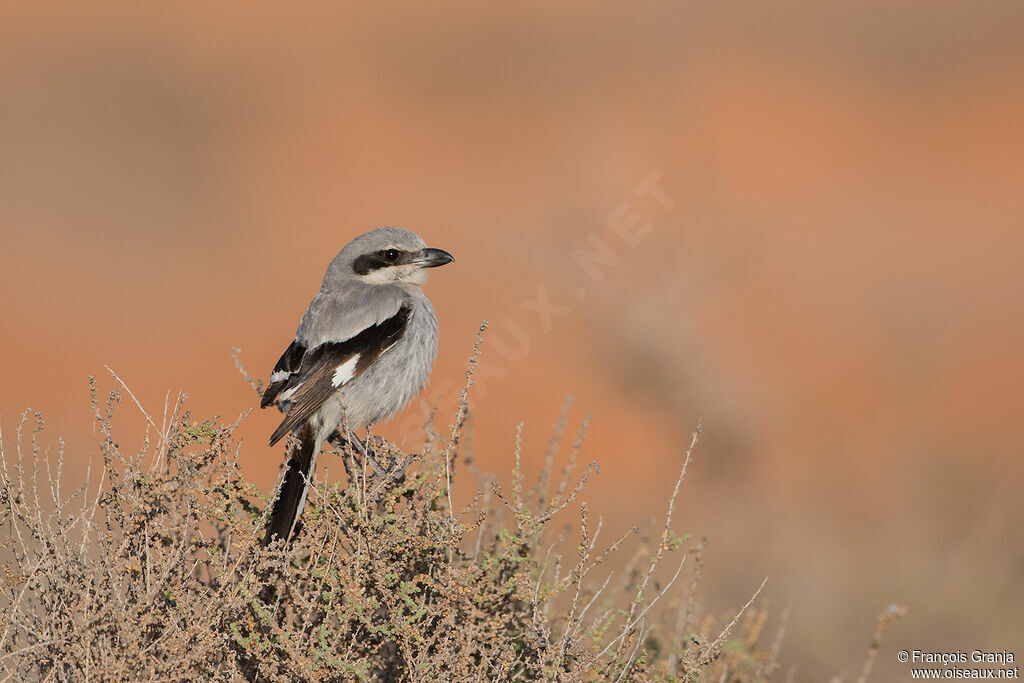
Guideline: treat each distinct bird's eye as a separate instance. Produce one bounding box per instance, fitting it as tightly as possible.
[384,249,399,261]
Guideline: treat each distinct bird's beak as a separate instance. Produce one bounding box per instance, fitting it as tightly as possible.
[414,247,454,268]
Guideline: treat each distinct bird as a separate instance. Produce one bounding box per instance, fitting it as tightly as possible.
[259,227,453,545]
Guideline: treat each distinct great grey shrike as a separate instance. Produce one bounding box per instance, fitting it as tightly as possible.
[259,227,453,544]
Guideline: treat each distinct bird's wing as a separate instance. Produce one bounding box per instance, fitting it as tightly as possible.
[298,284,406,348]
[262,286,405,408]
[264,303,411,446]
[261,339,307,409]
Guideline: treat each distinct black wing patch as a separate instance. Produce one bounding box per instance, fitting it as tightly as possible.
[260,339,307,409]
[265,304,411,446]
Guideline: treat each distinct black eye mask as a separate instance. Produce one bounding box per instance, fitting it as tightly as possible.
[352,249,416,275]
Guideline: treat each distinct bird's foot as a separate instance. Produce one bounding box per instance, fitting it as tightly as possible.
[348,432,389,478]
[328,431,421,502]
[328,430,388,478]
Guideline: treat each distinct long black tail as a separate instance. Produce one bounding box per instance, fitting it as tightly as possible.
[263,421,316,545]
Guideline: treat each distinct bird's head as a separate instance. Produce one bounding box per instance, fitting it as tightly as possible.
[331,227,454,287]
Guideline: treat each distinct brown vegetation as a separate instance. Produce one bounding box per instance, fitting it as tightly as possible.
[0,345,785,681]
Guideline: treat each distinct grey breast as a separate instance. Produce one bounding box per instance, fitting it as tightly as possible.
[332,293,438,429]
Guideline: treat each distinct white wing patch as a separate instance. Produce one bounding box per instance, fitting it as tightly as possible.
[332,356,360,387]
[269,369,292,383]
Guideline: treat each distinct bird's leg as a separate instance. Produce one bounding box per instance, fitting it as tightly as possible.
[327,430,358,481]
[326,430,346,451]
[344,429,389,478]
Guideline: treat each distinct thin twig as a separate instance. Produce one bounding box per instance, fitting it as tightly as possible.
[855,605,908,683]
[442,321,488,519]
[104,366,157,430]
[615,420,701,659]
[699,576,769,665]
[597,553,687,661]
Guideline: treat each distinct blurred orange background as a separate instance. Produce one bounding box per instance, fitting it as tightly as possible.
[1,2,1021,678]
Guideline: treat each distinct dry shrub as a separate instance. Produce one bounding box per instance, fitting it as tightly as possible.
[0,341,779,681]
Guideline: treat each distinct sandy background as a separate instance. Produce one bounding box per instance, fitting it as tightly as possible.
[2,2,1022,678]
